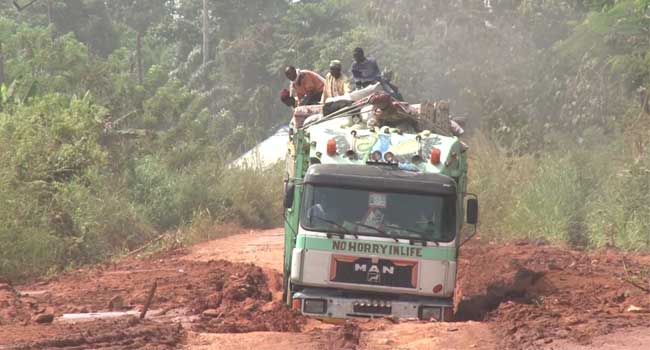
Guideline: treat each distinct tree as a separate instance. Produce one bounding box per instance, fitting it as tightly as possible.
[202,0,209,66]
[105,1,170,84]
[0,42,4,86]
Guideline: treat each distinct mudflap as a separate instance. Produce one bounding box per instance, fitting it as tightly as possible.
[282,273,291,306]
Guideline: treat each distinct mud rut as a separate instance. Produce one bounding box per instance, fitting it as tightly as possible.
[1,229,649,350]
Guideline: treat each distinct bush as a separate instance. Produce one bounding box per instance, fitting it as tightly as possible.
[0,178,62,280]
[131,155,184,230]
[53,171,155,262]
[585,157,650,250]
[504,154,582,244]
[216,163,285,228]
[468,133,535,239]
[470,130,650,250]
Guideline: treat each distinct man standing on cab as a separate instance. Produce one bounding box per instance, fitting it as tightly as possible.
[285,65,325,106]
[350,47,381,89]
[321,60,351,103]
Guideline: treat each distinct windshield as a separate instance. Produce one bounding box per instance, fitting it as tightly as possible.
[300,185,456,242]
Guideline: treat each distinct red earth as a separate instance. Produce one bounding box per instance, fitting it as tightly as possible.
[1,229,649,349]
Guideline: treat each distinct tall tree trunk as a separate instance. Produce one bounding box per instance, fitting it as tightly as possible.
[136,31,143,85]
[47,0,53,25]
[202,0,209,66]
[104,1,113,26]
[0,42,4,87]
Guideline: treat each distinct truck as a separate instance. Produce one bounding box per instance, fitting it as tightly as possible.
[282,96,478,321]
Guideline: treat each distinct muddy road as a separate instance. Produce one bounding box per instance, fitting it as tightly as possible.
[1,228,649,350]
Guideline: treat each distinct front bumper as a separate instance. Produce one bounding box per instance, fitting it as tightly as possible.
[293,288,454,321]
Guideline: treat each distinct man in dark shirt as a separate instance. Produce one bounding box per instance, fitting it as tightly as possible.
[350,47,381,89]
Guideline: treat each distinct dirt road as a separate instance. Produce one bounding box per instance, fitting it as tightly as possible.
[1,228,649,349]
[183,229,499,350]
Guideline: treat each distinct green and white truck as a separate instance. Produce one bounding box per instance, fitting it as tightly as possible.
[282,101,478,321]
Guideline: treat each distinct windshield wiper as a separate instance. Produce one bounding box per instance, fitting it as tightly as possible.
[312,216,358,239]
[383,225,440,246]
[354,223,399,242]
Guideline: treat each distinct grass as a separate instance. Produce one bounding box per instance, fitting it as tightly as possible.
[0,159,285,282]
[469,131,650,250]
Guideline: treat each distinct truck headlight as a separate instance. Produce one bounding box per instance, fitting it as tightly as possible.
[418,306,442,321]
[370,151,382,162]
[303,299,327,314]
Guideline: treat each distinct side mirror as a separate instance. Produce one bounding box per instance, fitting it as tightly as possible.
[284,182,295,209]
[466,198,478,225]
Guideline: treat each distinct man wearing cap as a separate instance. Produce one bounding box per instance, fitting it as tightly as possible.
[285,65,325,106]
[321,60,352,103]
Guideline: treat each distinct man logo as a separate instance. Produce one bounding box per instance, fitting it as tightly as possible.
[367,264,381,283]
[354,263,395,284]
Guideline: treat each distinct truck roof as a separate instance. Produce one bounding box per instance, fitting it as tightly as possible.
[305,164,457,195]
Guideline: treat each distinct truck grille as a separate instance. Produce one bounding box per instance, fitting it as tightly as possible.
[330,255,418,289]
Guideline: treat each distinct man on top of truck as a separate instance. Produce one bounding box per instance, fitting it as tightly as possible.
[351,48,402,101]
[350,47,382,89]
[285,65,325,106]
[321,60,351,103]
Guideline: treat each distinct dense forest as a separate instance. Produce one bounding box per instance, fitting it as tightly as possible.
[0,0,648,281]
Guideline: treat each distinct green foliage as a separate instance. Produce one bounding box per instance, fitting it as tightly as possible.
[0,94,106,182]
[131,155,184,230]
[505,155,583,244]
[0,94,147,280]
[50,0,120,56]
[130,155,282,231]
[471,130,650,250]
[4,24,89,93]
[52,172,153,262]
[585,161,650,250]
[584,114,650,250]
[216,163,284,229]
[468,134,535,239]
[0,174,62,280]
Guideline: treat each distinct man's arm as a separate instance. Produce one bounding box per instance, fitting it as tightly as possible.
[321,78,330,104]
[290,83,304,106]
[320,81,330,105]
[370,59,381,80]
[350,62,359,82]
[343,76,352,94]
